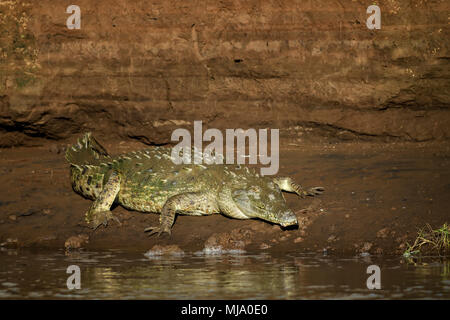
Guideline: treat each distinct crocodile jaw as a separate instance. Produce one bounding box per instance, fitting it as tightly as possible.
[278,210,298,227]
[232,192,298,227]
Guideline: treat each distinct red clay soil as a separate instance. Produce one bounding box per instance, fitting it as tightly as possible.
[1,138,449,256]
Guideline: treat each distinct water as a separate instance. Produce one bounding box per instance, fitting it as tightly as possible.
[0,249,449,299]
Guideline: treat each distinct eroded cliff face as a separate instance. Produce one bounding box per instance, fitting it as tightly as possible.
[0,0,449,146]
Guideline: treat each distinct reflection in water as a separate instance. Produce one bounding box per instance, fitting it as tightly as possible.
[0,249,449,299]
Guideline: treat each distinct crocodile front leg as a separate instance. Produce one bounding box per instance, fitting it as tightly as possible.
[85,171,122,229]
[145,192,214,237]
[273,177,324,198]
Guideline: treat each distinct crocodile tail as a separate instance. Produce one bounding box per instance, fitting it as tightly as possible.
[65,132,110,165]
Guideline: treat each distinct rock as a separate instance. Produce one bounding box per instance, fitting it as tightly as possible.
[298,230,307,237]
[327,235,338,243]
[145,245,184,257]
[64,234,89,249]
[259,243,271,250]
[0,238,18,248]
[360,242,373,253]
[8,215,16,221]
[294,237,304,243]
[203,228,254,253]
[376,227,390,239]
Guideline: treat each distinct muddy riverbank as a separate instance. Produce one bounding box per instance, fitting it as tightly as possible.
[0,138,449,256]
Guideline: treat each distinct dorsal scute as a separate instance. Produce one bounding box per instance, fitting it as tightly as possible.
[65,132,110,166]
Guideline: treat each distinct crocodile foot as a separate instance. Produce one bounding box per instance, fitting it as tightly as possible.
[144,225,172,237]
[90,211,122,230]
[307,187,325,196]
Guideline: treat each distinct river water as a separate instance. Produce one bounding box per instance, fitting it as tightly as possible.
[0,249,448,299]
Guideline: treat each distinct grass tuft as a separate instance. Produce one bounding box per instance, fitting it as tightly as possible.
[403,223,450,257]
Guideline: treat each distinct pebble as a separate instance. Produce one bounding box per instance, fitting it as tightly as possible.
[64,234,89,249]
[145,245,184,256]
[327,235,338,242]
[361,242,373,252]
[0,238,18,248]
[8,215,16,221]
[294,237,304,243]
[376,227,390,239]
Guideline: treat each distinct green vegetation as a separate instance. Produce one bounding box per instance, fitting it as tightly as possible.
[404,223,450,257]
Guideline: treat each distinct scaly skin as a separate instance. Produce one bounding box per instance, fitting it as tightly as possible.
[66,133,324,236]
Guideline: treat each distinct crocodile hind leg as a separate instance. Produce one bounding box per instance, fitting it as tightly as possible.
[273,177,324,198]
[145,192,212,237]
[85,171,122,229]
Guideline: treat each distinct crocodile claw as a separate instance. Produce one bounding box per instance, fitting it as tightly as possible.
[144,226,172,237]
[91,211,122,230]
[307,187,325,196]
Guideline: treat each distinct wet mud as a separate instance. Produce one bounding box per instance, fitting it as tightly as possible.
[0,139,449,256]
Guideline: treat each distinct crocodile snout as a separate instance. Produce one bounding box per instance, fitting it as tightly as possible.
[279,210,298,227]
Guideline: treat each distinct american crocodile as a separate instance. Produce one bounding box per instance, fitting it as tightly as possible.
[65,133,324,236]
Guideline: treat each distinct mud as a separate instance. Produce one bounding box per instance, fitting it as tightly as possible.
[1,0,449,147]
[1,139,449,256]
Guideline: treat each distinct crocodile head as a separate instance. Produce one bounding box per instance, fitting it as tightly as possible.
[230,182,298,227]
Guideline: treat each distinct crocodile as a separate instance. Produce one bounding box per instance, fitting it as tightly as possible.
[65,133,324,236]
